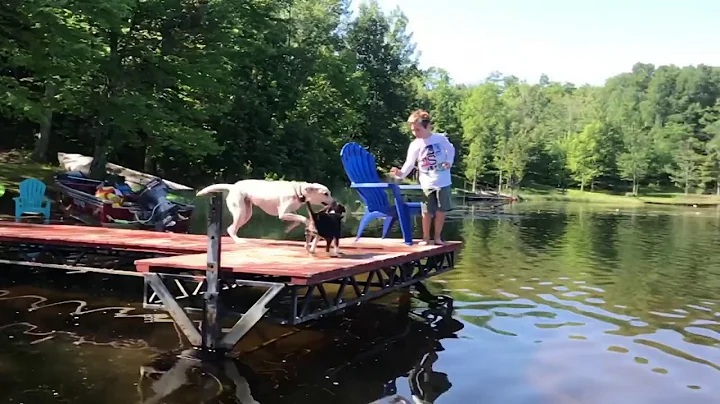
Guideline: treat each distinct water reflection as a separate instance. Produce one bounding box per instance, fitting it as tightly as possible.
[1,202,720,403]
[136,303,461,404]
[441,202,720,402]
[0,263,463,404]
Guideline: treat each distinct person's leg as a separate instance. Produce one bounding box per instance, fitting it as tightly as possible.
[420,190,437,245]
[433,186,453,244]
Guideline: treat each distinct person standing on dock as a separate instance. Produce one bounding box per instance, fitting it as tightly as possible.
[390,109,456,246]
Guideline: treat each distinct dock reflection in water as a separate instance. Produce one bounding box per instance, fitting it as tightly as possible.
[136,304,460,404]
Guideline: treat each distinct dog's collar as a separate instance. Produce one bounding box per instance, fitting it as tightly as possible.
[292,182,306,203]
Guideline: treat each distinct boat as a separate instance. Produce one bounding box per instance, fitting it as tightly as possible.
[454,188,519,204]
[54,153,195,232]
[57,152,192,191]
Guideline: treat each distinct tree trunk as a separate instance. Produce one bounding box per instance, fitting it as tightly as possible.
[580,181,585,192]
[497,171,503,193]
[30,83,55,163]
[471,173,477,193]
[632,174,637,195]
[89,124,109,179]
[89,29,120,180]
[144,144,155,173]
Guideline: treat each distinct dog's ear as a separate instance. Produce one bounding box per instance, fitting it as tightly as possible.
[303,184,321,193]
[303,183,330,197]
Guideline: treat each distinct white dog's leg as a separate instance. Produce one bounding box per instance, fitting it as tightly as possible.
[309,236,319,255]
[278,200,308,233]
[226,193,252,244]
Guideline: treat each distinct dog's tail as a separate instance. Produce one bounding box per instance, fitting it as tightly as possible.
[196,183,233,197]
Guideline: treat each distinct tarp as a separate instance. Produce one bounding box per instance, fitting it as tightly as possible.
[57,152,193,191]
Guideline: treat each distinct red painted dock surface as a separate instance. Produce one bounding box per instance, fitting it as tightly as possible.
[0,221,298,254]
[0,222,460,285]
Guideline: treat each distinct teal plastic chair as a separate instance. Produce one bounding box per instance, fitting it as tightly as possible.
[14,178,52,222]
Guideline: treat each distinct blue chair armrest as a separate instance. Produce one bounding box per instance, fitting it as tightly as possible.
[350,182,391,189]
[351,183,423,190]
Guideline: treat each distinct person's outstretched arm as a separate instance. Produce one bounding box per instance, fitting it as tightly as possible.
[392,143,420,179]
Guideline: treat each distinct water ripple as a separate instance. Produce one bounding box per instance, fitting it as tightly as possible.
[440,204,720,400]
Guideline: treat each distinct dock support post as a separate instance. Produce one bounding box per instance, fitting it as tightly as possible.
[201,192,223,353]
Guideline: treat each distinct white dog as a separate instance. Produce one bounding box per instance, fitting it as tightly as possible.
[196,179,334,243]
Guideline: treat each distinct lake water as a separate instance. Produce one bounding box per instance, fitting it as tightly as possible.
[1,201,719,403]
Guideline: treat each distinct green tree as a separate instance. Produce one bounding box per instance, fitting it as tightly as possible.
[565,121,606,191]
[662,122,705,194]
[617,126,653,195]
[460,83,505,191]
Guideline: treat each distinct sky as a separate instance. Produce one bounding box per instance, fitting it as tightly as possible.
[349,0,720,86]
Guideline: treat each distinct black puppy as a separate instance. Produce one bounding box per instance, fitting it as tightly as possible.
[304,200,346,257]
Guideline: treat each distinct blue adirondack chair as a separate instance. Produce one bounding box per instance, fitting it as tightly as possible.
[340,142,423,245]
[14,178,52,222]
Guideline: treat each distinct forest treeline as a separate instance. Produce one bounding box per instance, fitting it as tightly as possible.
[2,0,719,194]
[454,65,720,196]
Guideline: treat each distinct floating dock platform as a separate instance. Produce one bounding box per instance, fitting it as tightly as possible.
[0,194,460,355]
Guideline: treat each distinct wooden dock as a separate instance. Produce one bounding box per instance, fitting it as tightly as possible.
[0,221,458,285]
[0,194,460,355]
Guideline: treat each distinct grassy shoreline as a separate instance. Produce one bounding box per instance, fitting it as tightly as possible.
[0,150,58,195]
[517,187,720,206]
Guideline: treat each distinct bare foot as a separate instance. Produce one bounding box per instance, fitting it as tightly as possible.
[433,239,444,245]
[418,239,430,246]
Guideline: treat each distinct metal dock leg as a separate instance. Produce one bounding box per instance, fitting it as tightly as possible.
[142,275,285,354]
[144,273,202,346]
[141,192,285,355]
[219,281,285,350]
[201,192,223,352]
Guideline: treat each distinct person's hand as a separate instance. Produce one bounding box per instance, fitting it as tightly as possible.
[440,162,451,170]
[390,167,400,177]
